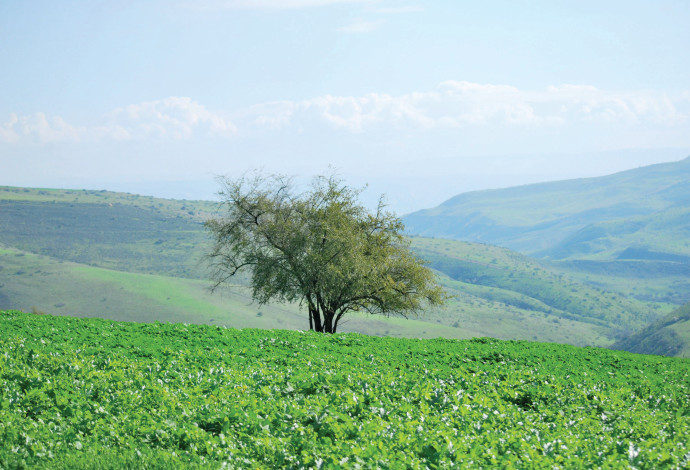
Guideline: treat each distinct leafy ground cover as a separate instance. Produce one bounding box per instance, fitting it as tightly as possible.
[1,311,688,469]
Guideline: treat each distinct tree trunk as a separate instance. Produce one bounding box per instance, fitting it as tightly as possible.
[323,311,335,334]
[332,311,346,334]
[310,306,323,332]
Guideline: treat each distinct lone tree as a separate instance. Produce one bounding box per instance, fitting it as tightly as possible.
[205,172,446,333]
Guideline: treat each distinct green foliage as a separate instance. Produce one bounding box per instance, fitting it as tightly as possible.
[206,173,445,333]
[1,311,689,468]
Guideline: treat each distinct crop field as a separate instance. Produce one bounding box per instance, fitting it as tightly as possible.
[1,311,688,469]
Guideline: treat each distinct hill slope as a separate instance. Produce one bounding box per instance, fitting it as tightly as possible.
[0,244,477,340]
[0,186,658,348]
[0,187,215,278]
[612,302,690,358]
[403,156,690,259]
[412,238,657,338]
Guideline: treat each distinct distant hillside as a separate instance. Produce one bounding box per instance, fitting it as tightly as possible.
[0,186,659,348]
[612,302,690,358]
[403,157,690,307]
[0,187,215,279]
[412,238,656,334]
[404,156,690,258]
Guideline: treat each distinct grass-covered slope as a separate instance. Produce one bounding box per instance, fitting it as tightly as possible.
[612,302,690,358]
[2,185,660,348]
[0,187,215,279]
[1,311,689,469]
[1,236,654,348]
[0,245,474,340]
[545,207,690,261]
[403,156,690,258]
[403,156,690,316]
[412,238,656,333]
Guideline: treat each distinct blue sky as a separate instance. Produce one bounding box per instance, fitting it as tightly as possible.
[1,0,689,213]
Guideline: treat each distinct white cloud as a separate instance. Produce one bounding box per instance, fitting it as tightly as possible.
[0,112,84,144]
[244,82,689,132]
[110,97,237,139]
[247,101,297,130]
[543,85,688,125]
[1,97,236,145]
[245,92,434,132]
[3,84,687,147]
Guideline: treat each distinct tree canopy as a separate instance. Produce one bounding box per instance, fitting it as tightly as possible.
[205,172,446,333]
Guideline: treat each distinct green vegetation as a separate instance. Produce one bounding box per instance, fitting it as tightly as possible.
[413,238,655,332]
[401,157,690,354]
[3,185,655,348]
[0,246,471,340]
[0,186,215,218]
[545,207,690,261]
[2,237,655,348]
[207,173,445,333]
[2,311,688,469]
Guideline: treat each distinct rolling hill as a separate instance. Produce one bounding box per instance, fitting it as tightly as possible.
[0,185,659,349]
[404,157,690,303]
[403,156,690,260]
[402,157,690,355]
[0,187,214,279]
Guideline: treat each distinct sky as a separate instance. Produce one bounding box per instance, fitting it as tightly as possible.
[1,0,689,214]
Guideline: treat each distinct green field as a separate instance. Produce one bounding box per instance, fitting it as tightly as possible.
[1,311,688,469]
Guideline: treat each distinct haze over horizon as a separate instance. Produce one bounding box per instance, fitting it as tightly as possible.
[1,1,689,214]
